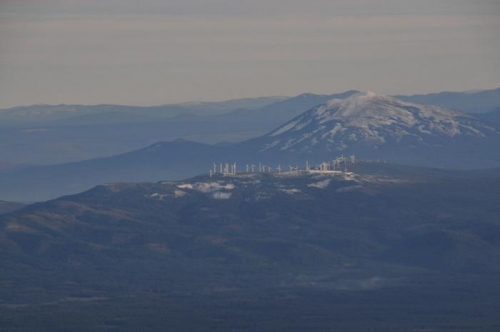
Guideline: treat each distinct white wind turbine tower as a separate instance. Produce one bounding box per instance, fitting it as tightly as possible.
[277,165,281,173]
[251,164,256,172]
[233,162,237,175]
[213,163,217,174]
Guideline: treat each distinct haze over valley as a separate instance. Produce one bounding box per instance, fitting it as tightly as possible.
[1,88,499,167]
[1,90,500,202]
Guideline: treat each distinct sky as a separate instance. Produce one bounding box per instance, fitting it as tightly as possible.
[0,0,499,108]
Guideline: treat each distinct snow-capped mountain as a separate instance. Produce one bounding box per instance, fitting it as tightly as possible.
[2,92,500,202]
[251,92,500,166]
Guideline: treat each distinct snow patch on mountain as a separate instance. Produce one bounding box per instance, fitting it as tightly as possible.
[174,190,187,198]
[177,182,235,193]
[213,192,232,199]
[149,193,167,200]
[279,188,302,195]
[270,118,302,137]
[261,92,495,153]
[308,179,331,189]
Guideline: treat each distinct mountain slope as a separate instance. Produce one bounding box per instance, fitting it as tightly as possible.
[0,140,226,202]
[478,106,500,128]
[245,90,360,121]
[0,200,25,214]
[249,92,500,167]
[4,163,500,273]
[2,164,500,331]
[395,87,500,113]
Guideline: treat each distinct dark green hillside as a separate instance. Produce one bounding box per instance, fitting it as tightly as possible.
[1,163,500,331]
[0,200,24,215]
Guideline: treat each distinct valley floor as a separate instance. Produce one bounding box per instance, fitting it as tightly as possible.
[1,260,500,331]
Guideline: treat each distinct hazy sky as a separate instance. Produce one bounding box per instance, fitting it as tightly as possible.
[1,0,499,108]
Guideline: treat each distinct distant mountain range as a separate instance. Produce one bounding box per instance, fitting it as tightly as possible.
[1,93,500,202]
[2,164,500,330]
[0,97,290,165]
[0,96,289,125]
[395,87,500,114]
[1,87,499,166]
[2,87,498,125]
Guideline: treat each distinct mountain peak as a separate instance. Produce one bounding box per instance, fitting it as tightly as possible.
[323,91,389,117]
[259,93,496,158]
[309,92,422,124]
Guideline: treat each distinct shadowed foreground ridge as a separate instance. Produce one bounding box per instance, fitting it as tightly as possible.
[1,162,500,331]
